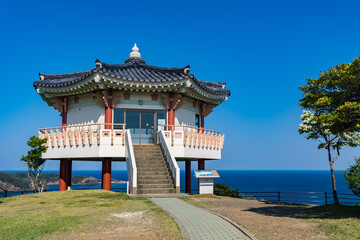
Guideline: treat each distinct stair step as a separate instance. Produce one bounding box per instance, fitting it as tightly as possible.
[138,179,173,184]
[137,167,167,172]
[138,188,176,194]
[136,162,167,166]
[135,155,163,161]
[135,154,163,160]
[138,172,169,176]
[138,183,174,189]
[137,175,172,180]
[133,144,176,194]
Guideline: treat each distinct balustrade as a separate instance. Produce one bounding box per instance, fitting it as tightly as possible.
[160,125,224,150]
[39,123,126,148]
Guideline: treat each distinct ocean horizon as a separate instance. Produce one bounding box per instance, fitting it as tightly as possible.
[2,169,354,195]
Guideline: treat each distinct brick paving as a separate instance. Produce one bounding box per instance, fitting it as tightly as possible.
[151,198,250,240]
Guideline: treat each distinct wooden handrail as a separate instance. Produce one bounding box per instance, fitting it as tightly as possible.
[159,124,221,134]
[159,124,224,150]
[39,123,127,147]
[39,123,125,131]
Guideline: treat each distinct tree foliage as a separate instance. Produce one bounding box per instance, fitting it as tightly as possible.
[214,183,238,197]
[343,157,360,197]
[20,136,48,193]
[299,57,360,133]
[299,57,360,205]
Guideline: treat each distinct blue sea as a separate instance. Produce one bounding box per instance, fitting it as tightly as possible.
[2,170,360,204]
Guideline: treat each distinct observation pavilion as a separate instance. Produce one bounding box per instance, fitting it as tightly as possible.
[34,44,230,194]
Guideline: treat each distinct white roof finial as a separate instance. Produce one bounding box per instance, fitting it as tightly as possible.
[130,43,141,59]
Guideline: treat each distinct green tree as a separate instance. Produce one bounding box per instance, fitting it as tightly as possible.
[299,57,360,134]
[299,111,359,204]
[343,157,360,197]
[299,57,360,205]
[21,136,48,192]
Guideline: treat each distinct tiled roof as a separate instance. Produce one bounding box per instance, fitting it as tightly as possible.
[34,58,230,96]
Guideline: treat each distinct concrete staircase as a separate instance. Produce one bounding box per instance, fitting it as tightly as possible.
[134,144,176,194]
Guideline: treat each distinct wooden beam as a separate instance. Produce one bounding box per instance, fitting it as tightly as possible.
[162,93,184,110]
[50,97,67,113]
[112,90,122,107]
[162,93,170,110]
[201,102,216,117]
[173,94,184,110]
[92,91,105,108]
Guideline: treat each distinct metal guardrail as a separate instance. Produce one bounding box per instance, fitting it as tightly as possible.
[237,191,360,205]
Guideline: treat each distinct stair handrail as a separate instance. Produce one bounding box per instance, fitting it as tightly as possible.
[158,130,180,191]
[125,129,137,194]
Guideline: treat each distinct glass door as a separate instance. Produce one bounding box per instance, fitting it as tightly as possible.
[124,110,155,144]
[126,111,141,144]
[140,112,155,144]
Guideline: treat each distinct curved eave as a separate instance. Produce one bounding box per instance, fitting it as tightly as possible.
[36,72,229,105]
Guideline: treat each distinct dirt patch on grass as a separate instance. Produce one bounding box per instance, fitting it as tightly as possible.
[185,196,329,240]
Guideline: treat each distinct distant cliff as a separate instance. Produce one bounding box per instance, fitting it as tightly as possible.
[0,172,124,191]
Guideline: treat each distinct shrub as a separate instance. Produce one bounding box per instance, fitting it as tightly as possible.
[343,157,360,197]
[214,183,238,197]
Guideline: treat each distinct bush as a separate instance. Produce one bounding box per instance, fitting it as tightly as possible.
[343,157,360,197]
[214,183,238,197]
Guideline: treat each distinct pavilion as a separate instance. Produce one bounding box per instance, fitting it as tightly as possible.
[34,44,230,194]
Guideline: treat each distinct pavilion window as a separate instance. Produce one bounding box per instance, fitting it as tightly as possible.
[113,108,125,129]
[195,114,200,129]
[156,110,167,131]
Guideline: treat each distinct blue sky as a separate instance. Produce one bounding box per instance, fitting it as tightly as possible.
[1,0,360,171]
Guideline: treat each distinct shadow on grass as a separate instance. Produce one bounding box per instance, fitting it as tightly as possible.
[244,202,360,220]
[0,201,3,204]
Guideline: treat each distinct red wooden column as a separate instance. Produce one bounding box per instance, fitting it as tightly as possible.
[102,158,112,191]
[59,98,69,191]
[102,90,112,191]
[168,93,175,130]
[59,159,67,191]
[185,160,192,193]
[65,160,72,190]
[200,115,204,129]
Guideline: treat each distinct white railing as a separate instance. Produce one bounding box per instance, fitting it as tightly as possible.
[125,129,137,194]
[160,125,224,149]
[38,123,126,148]
[158,130,180,191]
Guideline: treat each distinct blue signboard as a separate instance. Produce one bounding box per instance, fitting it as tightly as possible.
[194,170,220,178]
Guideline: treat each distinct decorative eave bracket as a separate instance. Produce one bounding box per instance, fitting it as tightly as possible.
[201,102,216,117]
[92,89,122,108]
[50,97,67,113]
[162,93,185,110]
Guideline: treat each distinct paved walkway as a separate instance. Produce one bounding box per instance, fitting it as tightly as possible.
[151,198,250,240]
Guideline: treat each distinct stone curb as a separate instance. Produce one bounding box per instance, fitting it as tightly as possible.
[149,198,190,240]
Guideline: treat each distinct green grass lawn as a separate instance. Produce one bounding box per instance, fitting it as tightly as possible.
[305,204,360,240]
[0,190,182,240]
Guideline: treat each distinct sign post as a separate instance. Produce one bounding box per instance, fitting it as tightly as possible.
[194,170,220,194]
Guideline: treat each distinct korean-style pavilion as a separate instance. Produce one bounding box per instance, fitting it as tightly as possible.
[34,44,230,194]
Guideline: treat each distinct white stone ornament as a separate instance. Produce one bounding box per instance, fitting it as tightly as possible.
[130,43,141,59]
